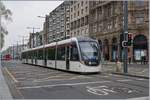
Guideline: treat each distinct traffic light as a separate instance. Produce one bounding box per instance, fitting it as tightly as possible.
[122,33,133,47]
[127,33,133,46]
[122,41,128,47]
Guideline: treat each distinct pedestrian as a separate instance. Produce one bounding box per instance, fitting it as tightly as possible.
[141,56,144,64]
[128,57,131,64]
[143,56,146,64]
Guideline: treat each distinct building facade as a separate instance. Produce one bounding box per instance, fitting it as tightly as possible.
[29,31,43,48]
[30,1,149,62]
[70,1,89,37]
[89,1,149,62]
[47,1,70,43]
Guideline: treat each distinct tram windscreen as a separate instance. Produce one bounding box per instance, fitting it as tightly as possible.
[79,41,100,66]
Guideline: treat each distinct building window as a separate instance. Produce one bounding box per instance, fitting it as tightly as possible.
[78,3,79,8]
[77,19,80,28]
[81,1,84,6]
[74,21,77,29]
[107,21,112,30]
[78,11,80,16]
[74,5,76,11]
[85,15,88,25]
[114,18,117,28]
[74,13,76,18]
[67,23,69,28]
[134,1,145,7]
[71,22,73,30]
[86,1,88,4]
[81,17,84,26]
[71,8,73,12]
[108,5,111,17]
[85,6,88,13]
[98,23,103,32]
[71,14,73,20]
[135,13,144,24]
[98,7,102,20]
[136,17,144,24]
[81,9,84,14]
[93,24,97,33]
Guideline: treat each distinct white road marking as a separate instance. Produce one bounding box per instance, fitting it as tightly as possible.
[33,75,92,83]
[33,74,72,82]
[4,67,18,83]
[117,79,132,82]
[19,81,111,89]
[86,85,116,95]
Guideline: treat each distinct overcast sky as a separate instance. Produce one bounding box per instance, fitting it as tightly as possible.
[2,1,63,50]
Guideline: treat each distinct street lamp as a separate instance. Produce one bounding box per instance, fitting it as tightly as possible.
[27,27,40,48]
[37,15,47,66]
[18,35,29,50]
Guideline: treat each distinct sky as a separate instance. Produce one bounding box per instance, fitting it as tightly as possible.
[2,1,63,50]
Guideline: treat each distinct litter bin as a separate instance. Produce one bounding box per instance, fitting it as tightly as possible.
[116,60,122,72]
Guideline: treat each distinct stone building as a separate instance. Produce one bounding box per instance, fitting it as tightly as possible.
[47,1,70,43]
[70,1,89,37]
[89,1,149,62]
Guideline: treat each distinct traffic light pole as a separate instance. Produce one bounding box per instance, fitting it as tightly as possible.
[123,1,128,73]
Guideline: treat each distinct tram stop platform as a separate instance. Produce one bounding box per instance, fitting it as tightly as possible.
[0,61,13,100]
[102,61,149,78]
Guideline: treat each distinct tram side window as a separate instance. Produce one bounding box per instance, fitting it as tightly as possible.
[47,48,55,60]
[28,52,31,59]
[31,51,33,59]
[70,42,79,61]
[57,46,65,60]
[22,53,24,59]
[38,50,43,60]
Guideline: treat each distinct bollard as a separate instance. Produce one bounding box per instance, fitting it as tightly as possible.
[116,61,122,72]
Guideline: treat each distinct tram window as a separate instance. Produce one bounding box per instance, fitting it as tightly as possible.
[47,48,55,60]
[38,50,43,59]
[70,42,79,61]
[28,52,31,59]
[57,46,65,60]
[22,53,24,59]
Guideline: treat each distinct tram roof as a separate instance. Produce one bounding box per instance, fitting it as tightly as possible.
[22,37,96,53]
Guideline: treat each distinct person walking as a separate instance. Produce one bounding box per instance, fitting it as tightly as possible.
[128,56,131,64]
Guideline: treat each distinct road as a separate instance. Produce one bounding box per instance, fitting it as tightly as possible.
[1,61,149,99]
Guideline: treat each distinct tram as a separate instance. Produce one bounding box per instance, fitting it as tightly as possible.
[21,37,101,73]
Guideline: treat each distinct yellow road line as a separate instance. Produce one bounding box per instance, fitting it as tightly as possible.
[4,67,18,83]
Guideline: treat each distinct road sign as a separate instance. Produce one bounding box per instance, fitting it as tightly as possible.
[122,41,128,47]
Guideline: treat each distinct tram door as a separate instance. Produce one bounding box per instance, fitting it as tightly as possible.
[66,46,70,70]
[44,49,47,66]
[35,51,37,65]
[31,51,33,64]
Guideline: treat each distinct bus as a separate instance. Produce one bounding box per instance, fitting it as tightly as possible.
[21,37,102,73]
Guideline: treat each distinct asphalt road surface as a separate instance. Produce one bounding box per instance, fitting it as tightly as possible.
[1,61,149,99]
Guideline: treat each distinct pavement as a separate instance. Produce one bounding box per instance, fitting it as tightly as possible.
[0,60,149,99]
[0,60,13,100]
[101,61,149,78]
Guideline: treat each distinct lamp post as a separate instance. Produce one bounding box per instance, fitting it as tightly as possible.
[18,35,28,50]
[123,1,128,73]
[37,15,47,66]
[27,27,40,48]
[0,14,1,63]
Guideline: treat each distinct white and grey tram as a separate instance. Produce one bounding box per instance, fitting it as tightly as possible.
[21,37,101,73]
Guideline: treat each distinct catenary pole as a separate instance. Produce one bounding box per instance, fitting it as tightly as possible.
[123,1,128,73]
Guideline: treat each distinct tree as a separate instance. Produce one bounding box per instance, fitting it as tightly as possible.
[0,1,12,50]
